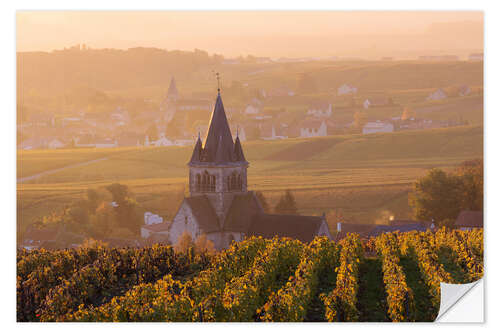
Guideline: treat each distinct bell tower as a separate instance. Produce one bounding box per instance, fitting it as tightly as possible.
[187,88,248,223]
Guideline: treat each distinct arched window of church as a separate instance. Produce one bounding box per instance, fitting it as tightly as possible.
[210,175,216,192]
[237,174,242,190]
[227,176,231,191]
[231,173,237,191]
[202,171,210,192]
[196,174,201,191]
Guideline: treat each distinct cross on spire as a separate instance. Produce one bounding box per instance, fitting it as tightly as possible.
[216,72,221,94]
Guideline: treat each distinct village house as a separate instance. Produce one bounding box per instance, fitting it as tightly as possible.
[168,90,332,250]
[362,121,394,135]
[455,210,483,231]
[260,123,288,140]
[299,119,328,138]
[47,138,66,149]
[244,98,263,115]
[426,88,448,101]
[141,222,170,239]
[337,84,358,96]
[459,85,471,96]
[363,96,393,109]
[306,102,332,117]
[468,53,483,61]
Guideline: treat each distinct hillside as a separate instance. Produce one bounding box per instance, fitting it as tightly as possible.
[17,125,483,231]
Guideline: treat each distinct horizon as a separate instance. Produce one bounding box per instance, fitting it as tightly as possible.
[17,11,483,59]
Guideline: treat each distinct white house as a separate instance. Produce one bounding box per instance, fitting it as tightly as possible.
[307,102,332,117]
[244,98,263,115]
[299,120,328,138]
[426,89,447,101]
[468,53,483,61]
[261,123,288,140]
[459,85,471,97]
[47,139,66,149]
[95,138,118,148]
[362,121,394,135]
[337,84,358,96]
[363,97,392,109]
[154,133,174,147]
[144,212,163,225]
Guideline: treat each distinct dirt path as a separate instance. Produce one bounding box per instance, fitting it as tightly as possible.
[17,157,109,184]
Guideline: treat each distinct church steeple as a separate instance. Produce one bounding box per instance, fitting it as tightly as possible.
[198,92,238,164]
[167,77,179,101]
[189,134,203,164]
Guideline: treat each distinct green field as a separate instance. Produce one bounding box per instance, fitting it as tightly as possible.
[17,125,483,233]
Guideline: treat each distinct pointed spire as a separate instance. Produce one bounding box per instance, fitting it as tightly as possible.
[215,135,232,164]
[189,135,203,164]
[203,92,234,162]
[167,77,178,100]
[233,135,247,162]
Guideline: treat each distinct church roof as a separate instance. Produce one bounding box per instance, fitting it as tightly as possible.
[167,77,179,98]
[184,195,220,233]
[223,192,263,232]
[189,136,203,163]
[247,214,325,243]
[189,92,247,166]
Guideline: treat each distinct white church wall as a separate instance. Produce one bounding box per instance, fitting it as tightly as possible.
[169,201,201,245]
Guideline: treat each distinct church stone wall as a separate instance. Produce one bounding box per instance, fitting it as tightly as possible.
[169,201,201,245]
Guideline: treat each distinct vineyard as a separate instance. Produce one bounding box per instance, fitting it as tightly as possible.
[17,228,483,322]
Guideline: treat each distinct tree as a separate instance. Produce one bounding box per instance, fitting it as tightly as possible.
[455,158,483,211]
[274,190,298,215]
[409,168,464,227]
[89,202,115,239]
[353,111,368,129]
[146,124,159,142]
[86,188,101,213]
[175,231,194,253]
[255,191,270,213]
[194,234,215,254]
[401,107,416,120]
[106,183,129,204]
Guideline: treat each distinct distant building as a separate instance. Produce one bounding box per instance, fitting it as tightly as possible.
[47,138,66,149]
[144,212,164,225]
[459,85,471,97]
[362,121,394,135]
[299,120,328,138]
[244,98,263,115]
[363,97,393,109]
[307,102,332,117]
[260,123,288,140]
[154,133,174,147]
[141,222,170,239]
[468,53,484,61]
[337,84,358,96]
[455,210,483,230]
[426,88,448,101]
[95,138,117,148]
[418,55,459,61]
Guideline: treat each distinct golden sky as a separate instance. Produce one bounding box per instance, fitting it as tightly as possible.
[17,11,483,58]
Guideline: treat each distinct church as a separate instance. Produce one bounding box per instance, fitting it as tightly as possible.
[168,89,332,250]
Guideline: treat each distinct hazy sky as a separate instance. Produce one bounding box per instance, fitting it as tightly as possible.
[17,11,483,58]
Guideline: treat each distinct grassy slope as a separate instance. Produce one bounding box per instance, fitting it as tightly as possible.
[17,125,483,231]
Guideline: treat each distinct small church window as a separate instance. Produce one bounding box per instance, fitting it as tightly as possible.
[185,216,188,226]
[237,174,242,190]
[210,175,216,192]
[196,174,201,191]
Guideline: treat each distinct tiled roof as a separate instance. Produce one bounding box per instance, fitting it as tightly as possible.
[455,210,483,228]
[184,195,221,233]
[142,223,170,232]
[223,192,263,232]
[248,214,324,243]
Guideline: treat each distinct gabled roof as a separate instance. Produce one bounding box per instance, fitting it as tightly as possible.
[455,210,483,228]
[184,195,220,233]
[189,136,203,163]
[141,223,170,232]
[224,192,263,232]
[247,214,325,243]
[366,223,428,238]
